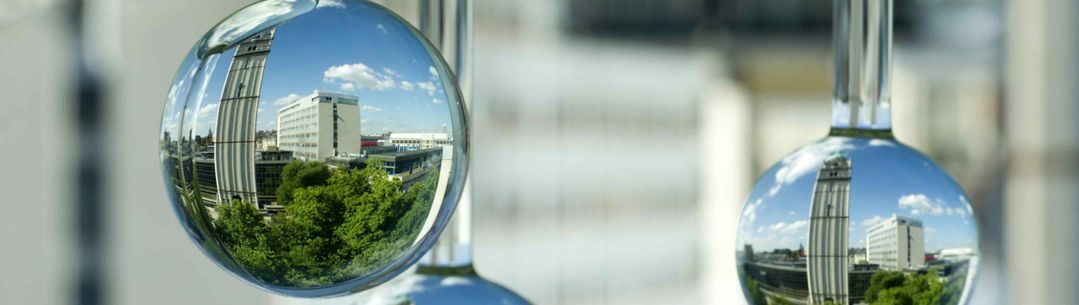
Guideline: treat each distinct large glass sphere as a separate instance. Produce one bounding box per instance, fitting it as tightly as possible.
[736,136,979,305]
[158,0,467,297]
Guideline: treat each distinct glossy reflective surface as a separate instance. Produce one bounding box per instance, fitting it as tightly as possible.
[737,137,978,305]
[159,0,467,297]
[349,269,532,305]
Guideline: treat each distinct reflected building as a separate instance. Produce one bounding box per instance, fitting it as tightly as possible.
[214,28,275,206]
[807,153,851,305]
[195,156,217,205]
[277,91,361,161]
[388,132,452,149]
[867,215,925,270]
[326,147,445,189]
[195,150,294,211]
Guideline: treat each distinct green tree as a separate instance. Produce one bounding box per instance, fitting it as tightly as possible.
[396,169,438,239]
[869,269,952,305]
[213,199,266,248]
[742,274,767,305]
[210,159,442,287]
[770,296,793,305]
[866,271,907,303]
[276,160,332,205]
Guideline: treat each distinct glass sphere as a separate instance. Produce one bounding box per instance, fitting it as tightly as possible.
[736,136,979,305]
[348,270,533,305]
[158,0,467,297]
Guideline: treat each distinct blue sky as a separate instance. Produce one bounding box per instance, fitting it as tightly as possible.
[738,137,979,253]
[189,1,454,135]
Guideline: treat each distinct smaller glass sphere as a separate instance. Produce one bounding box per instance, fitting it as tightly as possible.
[736,136,979,305]
[159,0,467,297]
[348,269,533,305]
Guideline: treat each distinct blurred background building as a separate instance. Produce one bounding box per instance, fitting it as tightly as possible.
[3,0,1077,304]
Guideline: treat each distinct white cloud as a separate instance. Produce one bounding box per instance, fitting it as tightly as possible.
[382,67,400,78]
[742,198,764,223]
[868,139,898,147]
[898,194,946,216]
[768,184,782,197]
[946,207,968,218]
[428,66,438,79]
[769,220,809,234]
[361,105,382,112]
[441,276,471,287]
[416,81,437,96]
[432,98,445,105]
[788,211,796,216]
[376,23,388,34]
[323,62,396,91]
[961,195,974,215]
[316,0,346,9]
[926,227,939,234]
[340,83,355,91]
[767,137,855,197]
[197,103,219,118]
[400,81,415,91]
[862,215,885,227]
[269,93,302,106]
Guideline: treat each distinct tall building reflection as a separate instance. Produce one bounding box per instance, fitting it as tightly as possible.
[808,153,851,305]
[214,28,275,207]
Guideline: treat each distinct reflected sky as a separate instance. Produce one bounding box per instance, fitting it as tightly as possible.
[739,137,977,253]
[191,3,453,134]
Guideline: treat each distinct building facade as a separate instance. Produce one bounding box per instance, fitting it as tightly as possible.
[276,91,361,161]
[213,28,274,206]
[867,215,926,270]
[387,132,452,149]
[196,150,294,211]
[807,153,852,305]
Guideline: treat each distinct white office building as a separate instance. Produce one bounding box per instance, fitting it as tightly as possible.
[867,215,926,270]
[276,91,361,161]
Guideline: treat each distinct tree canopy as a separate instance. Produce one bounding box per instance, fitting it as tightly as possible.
[275,160,333,205]
[212,160,439,287]
[864,269,963,305]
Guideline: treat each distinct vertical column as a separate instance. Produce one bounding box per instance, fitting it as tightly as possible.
[831,0,893,133]
[1005,0,1079,304]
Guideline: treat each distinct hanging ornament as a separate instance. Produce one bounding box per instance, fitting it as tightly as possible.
[159,0,468,297]
[736,1,979,305]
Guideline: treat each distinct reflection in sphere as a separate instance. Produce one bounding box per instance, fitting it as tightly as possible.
[736,137,979,305]
[158,0,467,297]
[349,270,532,305]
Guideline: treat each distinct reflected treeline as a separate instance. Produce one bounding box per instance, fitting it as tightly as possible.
[172,158,437,287]
[743,266,966,305]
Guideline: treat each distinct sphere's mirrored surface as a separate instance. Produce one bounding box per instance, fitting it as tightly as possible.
[736,137,979,305]
[159,0,467,297]
[349,272,533,305]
